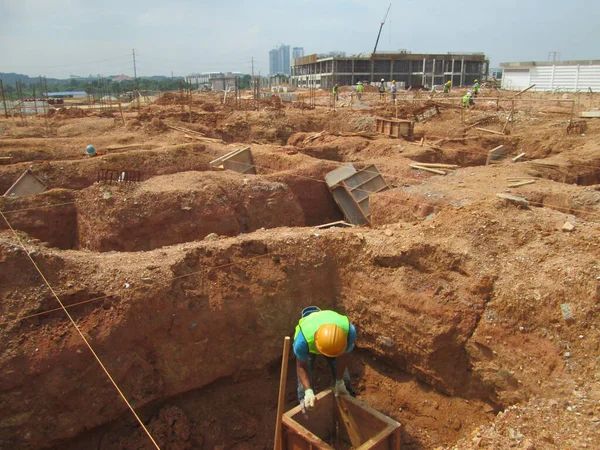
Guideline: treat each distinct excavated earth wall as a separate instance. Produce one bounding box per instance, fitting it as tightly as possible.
[1,197,599,448]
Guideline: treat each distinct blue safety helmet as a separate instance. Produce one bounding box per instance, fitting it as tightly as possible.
[85,145,97,156]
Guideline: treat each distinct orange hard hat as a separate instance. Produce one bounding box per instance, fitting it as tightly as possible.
[315,324,347,357]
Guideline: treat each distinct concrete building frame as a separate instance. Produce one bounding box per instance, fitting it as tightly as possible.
[291,52,488,89]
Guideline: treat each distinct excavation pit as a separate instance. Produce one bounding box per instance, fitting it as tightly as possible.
[1,89,599,450]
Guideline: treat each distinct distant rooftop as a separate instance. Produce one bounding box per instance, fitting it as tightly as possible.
[43,91,87,97]
[500,60,600,68]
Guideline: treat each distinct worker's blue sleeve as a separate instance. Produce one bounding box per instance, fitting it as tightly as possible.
[293,324,356,361]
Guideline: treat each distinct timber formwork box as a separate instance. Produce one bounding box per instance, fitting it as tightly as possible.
[325,164,389,226]
[375,117,414,139]
[209,147,256,174]
[4,169,47,198]
[282,389,401,449]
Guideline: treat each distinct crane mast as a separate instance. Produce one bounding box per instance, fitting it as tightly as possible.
[373,3,392,55]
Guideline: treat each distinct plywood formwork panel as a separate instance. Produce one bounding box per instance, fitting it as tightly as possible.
[282,389,401,450]
[4,170,47,198]
[375,117,414,138]
[326,164,389,226]
[209,147,256,174]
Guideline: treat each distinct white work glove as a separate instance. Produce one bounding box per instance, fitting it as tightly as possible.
[304,389,316,409]
[334,379,349,397]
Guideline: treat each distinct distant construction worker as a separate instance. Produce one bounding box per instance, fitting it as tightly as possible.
[356,81,364,101]
[391,80,397,104]
[473,79,480,97]
[462,91,474,108]
[444,80,452,94]
[85,145,102,157]
[294,306,356,410]
[379,78,386,101]
[333,83,339,101]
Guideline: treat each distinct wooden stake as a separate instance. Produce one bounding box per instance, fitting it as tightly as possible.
[513,84,536,98]
[475,127,505,135]
[118,103,126,125]
[502,112,511,134]
[274,336,291,450]
[419,137,424,147]
[569,100,575,123]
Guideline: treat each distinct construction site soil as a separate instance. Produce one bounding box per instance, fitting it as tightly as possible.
[1,88,600,449]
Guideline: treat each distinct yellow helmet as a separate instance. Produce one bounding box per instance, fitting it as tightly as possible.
[315,324,347,357]
[474,79,478,82]
[392,80,396,83]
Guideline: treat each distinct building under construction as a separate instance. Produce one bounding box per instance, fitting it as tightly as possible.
[290,51,488,89]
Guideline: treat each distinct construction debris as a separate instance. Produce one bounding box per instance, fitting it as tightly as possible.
[376,117,414,138]
[4,169,47,198]
[167,124,225,143]
[566,120,587,134]
[314,220,354,229]
[486,145,506,165]
[414,105,439,123]
[325,163,389,225]
[512,152,526,162]
[209,147,256,174]
[409,164,447,175]
[507,180,536,188]
[475,127,505,136]
[579,110,600,118]
[97,169,142,184]
[496,193,530,209]
[304,130,326,143]
[562,222,576,232]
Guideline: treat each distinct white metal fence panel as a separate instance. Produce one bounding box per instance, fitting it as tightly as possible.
[577,66,600,92]
[502,69,530,90]
[527,65,600,92]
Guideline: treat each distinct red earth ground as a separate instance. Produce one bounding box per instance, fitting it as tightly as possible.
[1,87,600,449]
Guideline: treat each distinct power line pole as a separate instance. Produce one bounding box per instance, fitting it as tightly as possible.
[132,49,137,79]
[251,57,255,100]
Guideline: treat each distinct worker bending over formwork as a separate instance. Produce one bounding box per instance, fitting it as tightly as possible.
[293,307,356,409]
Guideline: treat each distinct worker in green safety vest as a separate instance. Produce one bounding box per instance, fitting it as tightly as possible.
[444,80,452,94]
[332,83,339,101]
[357,81,364,101]
[473,79,480,97]
[293,306,356,409]
[462,91,474,108]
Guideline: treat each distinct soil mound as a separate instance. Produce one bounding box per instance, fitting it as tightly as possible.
[76,171,306,251]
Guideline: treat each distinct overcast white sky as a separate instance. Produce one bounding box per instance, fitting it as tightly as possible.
[0,0,598,79]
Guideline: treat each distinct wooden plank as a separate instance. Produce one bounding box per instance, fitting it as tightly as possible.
[512,84,536,98]
[580,111,600,118]
[314,220,354,229]
[335,397,363,448]
[305,130,326,143]
[486,145,505,165]
[341,394,401,430]
[4,170,48,198]
[409,164,446,175]
[511,152,526,162]
[508,180,536,188]
[475,127,505,135]
[412,163,458,169]
[274,337,291,450]
[282,417,334,450]
[356,427,397,450]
